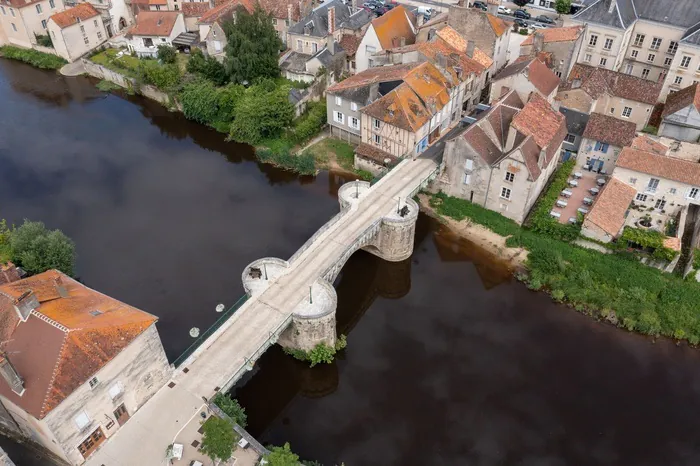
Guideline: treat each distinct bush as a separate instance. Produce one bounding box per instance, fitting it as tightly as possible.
[95,80,122,92]
[9,220,76,276]
[618,227,677,262]
[180,79,220,125]
[519,29,529,35]
[138,60,181,91]
[283,335,348,367]
[156,45,176,64]
[35,34,53,48]
[289,101,327,145]
[229,81,294,144]
[199,417,236,462]
[211,393,247,428]
[642,125,659,135]
[187,49,229,85]
[265,443,300,466]
[0,46,66,69]
[256,146,316,175]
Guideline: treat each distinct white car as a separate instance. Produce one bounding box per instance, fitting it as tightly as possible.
[498,5,512,14]
[531,23,548,29]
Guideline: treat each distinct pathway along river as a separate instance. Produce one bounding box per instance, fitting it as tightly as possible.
[2,59,700,465]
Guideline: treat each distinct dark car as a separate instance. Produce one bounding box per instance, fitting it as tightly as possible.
[514,9,531,19]
[375,2,396,14]
[535,15,555,24]
[362,0,380,11]
[514,18,528,27]
[472,1,487,10]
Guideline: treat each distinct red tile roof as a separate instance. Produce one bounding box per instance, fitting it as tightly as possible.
[630,134,668,155]
[362,82,430,132]
[372,5,416,50]
[50,3,100,29]
[434,26,493,70]
[339,34,362,56]
[584,177,636,237]
[564,63,662,105]
[181,2,211,17]
[582,112,637,147]
[616,147,700,186]
[199,0,254,24]
[486,12,508,37]
[130,11,180,36]
[512,93,565,149]
[662,83,700,119]
[0,271,157,419]
[355,143,398,165]
[493,57,559,97]
[256,0,302,21]
[327,63,415,93]
[521,26,583,46]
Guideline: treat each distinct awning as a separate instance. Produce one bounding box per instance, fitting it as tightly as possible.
[172,32,199,47]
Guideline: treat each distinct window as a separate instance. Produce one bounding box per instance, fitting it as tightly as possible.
[1,6,5,14]
[670,188,677,194]
[349,117,359,130]
[465,159,473,170]
[688,187,699,199]
[10,8,14,16]
[213,40,221,52]
[604,38,613,50]
[594,141,609,153]
[555,71,562,78]
[88,376,99,388]
[664,57,673,66]
[366,45,376,54]
[629,177,637,185]
[564,133,576,144]
[600,57,607,67]
[635,193,647,202]
[334,96,342,106]
[350,102,357,111]
[333,111,344,124]
[646,178,659,193]
[641,68,650,79]
[633,33,645,47]
[296,39,302,51]
[625,64,633,74]
[505,171,515,182]
[680,56,691,68]
[588,34,598,47]
[41,19,46,29]
[74,411,90,429]
[11,23,16,31]
[500,187,511,200]
[647,53,655,62]
[80,25,85,33]
[35,3,41,13]
[97,31,102,40]
[83,36,89,45]
[655,199,666,210]
[668,41,678,55]
[631,50,638,58]
[312,42,317,53]
[373,119,380,130]
[143,38,153,47]
[650,37,662,50]
[108,382,123,400]
[373,134,380,145]
[675,76,683,85]
[463,173,471,185]
[622,106,632,118]
[49,0,55,7]
[609,107,615,114]
[93,19,98,27]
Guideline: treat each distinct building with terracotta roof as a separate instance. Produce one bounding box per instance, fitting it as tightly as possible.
[197,0,254,60]
[659,83,700,142]
[490,56,560,103]
[0,270,170,465]
[125,11,185,57]
[47,3,107,62]
[519,26,585,81]
[355,5,415,73]
[581,177,637,242]
[578,112,637,173]
[438,90,567,224]
[0,0,64,49]
[557,63,662,130]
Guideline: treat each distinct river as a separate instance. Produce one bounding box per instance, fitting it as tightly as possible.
[2,59,700,466]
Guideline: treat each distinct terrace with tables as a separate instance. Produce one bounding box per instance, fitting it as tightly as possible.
[550,170,606,224]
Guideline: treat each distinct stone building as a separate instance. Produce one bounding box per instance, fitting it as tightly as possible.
[355,5,415,73]
[559,106,588,155]
[198,0,253,60]
[658,83,700,142]
[578,112,637,173]
[581,177,637,242]
[0,0,64,49]
[125,11,185,57]
[519,26,585,81]
[47,3,107,62]
[556,63,662,130]
[0,270,171,465]
[659,25,700,102]
[438,91,567,224]
[489,56,560,104]
[63,0,134,38]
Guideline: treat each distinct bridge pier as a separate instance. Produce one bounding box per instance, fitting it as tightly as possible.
[278,279,337,352]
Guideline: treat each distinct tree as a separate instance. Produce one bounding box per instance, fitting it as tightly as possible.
[229,81,294,144]
[223,6,283,84]
[212,393,248,427]
[199,417,235,462]
[186,48,229,86]
[9,220,76,276]
[265,443,300,466]
[157,45,176,64]
[512,0,529,7]
[138,61,181,91]
[180,79,221,125]
[555,0,571,14]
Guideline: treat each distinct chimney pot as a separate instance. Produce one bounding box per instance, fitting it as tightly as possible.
[327,6,335,35]
[608,0,616,14]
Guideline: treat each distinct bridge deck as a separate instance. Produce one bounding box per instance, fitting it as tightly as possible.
[86,157,437,466]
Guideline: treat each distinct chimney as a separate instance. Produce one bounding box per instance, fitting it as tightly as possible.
[0,356,24,396]
[54,276,69,298]
[327,34,335,55]
[14,290,39,322]
[0,263,20,285]
[466,40,475,58]
[288,4,293,24]
[486,0,498,15]
[328,6,335,35]
[533,32,544,54]
[427,28,436,41]
[608,0,616,13]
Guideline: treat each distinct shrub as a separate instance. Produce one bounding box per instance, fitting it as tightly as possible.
[9,220,76,276]
[157,45,176,64]
[519,29,529,35]
[95,80,122,92]
[229,81,294,144]
[527,160,581,241]
[215,82,245,125]
[642,125,659,135]
[265,443,300,466]
[212,393,247,428]
[35,34,53,48]
[187,49,228,85]
[180,79,220,125]
[618,227,677,262]
[138,61,181,91]
[0,46,66,69]
[289,101,326,145]
[199,417,236,462]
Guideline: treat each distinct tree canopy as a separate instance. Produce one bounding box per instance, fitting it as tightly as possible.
[212,393,248,427]
[228,79,294,144]
[199,417,236,462]
[512,0,529,7]
[223,6,283,84]
[265,443,300,466]
[555,0,571,14]
[9,220,76,276]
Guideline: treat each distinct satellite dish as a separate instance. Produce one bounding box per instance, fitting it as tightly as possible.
[215,304,225,313]
[189,327,200,338]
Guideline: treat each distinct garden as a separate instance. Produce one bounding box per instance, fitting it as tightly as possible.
[0,45,66,70]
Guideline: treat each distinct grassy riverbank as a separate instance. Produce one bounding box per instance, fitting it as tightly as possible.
[0,46,66,70]
[428,191,700,345]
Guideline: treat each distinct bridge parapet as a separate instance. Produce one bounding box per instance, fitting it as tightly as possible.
[241,257,290,297]
[278,279,338,351]
[338,180,371,210]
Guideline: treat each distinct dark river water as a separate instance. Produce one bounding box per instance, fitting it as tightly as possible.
[2,59,700,466]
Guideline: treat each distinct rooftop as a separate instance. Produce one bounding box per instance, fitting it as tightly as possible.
[181,2,211,17]
[198,0,254,24]
[492,57,560,97]
[49,3,100,29]
[584,177,636,237]
[339,33,361,56]
[616,146,700,186]
[520,26,584,46]
[562,63,662,106]
[288,0,371,38]
[662,83,700,120]
[0,271,157,419]
[371,5,416,50]
[435,25,493,69]
[582,112,637,147]
[130,11,181,36]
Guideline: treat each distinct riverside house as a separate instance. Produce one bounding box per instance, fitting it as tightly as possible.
[47,3,108,62]
[0,0,64,49]
[0,270,171,465]
[125,11,185,57]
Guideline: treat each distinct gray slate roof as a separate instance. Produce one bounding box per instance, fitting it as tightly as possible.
[314,42,345,66]
[559,107,589,136]
[682,22,700,46]
[288,0,371,38]
[573,0,700,32]
[572,0,636,30]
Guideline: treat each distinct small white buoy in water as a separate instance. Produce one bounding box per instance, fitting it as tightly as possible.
[215,303,225,313]
[190,327,200,338]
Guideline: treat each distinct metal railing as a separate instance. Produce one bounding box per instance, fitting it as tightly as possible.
[171,294,250,367]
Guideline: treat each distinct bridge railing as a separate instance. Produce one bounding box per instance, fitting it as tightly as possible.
[370,158,402,185]
[289,208,349,264]
[171,294,250,368]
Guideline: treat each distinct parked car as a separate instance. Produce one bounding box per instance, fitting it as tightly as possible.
[472,1,487,10]
[363,0,380,10]
[535,15,555,24]
[375,3,396,15]
[498,5,512,14]
[417,6,434,16]
[514,9,531,19]
[531,23,548,29]
[514,18,528,27]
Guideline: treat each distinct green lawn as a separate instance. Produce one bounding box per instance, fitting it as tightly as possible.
[302,138,372,180]
[90,49,142,77]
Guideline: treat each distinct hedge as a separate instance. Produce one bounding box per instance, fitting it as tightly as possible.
[0,46,66,70]
[527,159,581,241]
[618,226,677,262]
